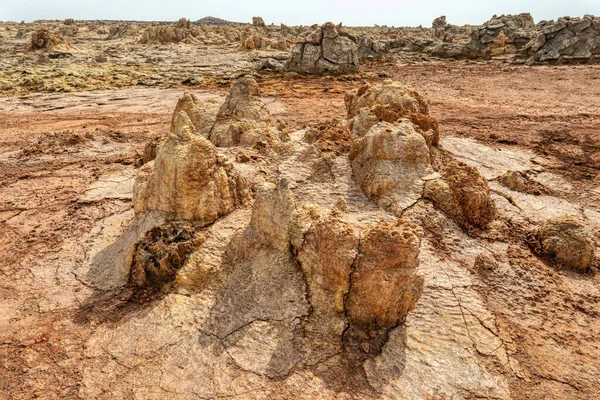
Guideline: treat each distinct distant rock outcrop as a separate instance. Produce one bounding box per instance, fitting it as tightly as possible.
[194,16,238,26]
[252,16,266,27]
[285,22,359,74]
[432,16,447,29]
[29,28,74,55]
[466,13,538,58]
[522,15,600,64]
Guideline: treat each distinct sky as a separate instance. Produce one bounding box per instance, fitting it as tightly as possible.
[0,0,597,26]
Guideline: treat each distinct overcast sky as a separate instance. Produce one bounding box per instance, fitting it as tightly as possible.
[1,0,597,26]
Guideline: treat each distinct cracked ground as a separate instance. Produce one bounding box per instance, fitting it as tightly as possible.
[1,58,600,400]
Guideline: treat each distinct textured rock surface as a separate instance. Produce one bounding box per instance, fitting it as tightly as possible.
[4,62,600,400]
[286,22,359,74]
[140,24,189,44]
[536,215,596,271]
[170,91,220,137]
[209,75,285,147]
[30,28,74,54]
[303,119,354,155]
[133,111,250,224]
[345,81,437,144]
[129,222,203,290]
[345,220,424,327]
[523,15,600,64]
[425,160,497,228]
[499,170,528,192]
[349,121,433,214]
[358,36,387,59]
[466,13,537,58]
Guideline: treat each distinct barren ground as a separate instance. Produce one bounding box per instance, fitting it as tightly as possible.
[1,57,600,399]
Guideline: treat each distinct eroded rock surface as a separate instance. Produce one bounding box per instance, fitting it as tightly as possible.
[5,68,600,400]
[425,160,497,228]
[170,91,220,137]
[129,222,203,291]
[286,22,359,74]
[209,75,285,147]
[466,13,537,58]
[345,80,437,145]
[30,28,74,55]
[534,215,596,271]
[349,121,433,214]
[133,111,250,224]
[523,15,600,64]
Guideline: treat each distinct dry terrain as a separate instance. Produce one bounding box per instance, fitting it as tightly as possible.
[1,18,600,400]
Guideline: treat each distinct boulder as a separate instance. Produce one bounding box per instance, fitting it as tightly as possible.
[285,22,359,74]
[537,215,596,271]
[499,170,527,192]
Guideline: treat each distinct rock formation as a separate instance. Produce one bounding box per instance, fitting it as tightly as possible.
[173,17,191,29]
[252,16,266,28]
[432,16,448,29]
[29,28,74,54]
[239,27,288,50]
[140,24,189,44]
[194,16,237,26]
[285,22,359,74]
[345,219,423,327]
[345,80,438,145]
[139,19,203,44]
[107,23,141,39]
[424,160,496,228]
[133,111,250,225]
[129,222,203,291]
[499,170,527,192]
[358,36,387,59]
[290,203,424,367]
[170,91,220,137]
[466,13,538,58]
[534,215,596,271]
[209,75,286,147]
[522,15,600,64]
[349,121,433,215]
